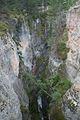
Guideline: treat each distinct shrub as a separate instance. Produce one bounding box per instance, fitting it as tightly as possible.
[57,29,69,60]
[0,21,8,35]
[0,21,8,31]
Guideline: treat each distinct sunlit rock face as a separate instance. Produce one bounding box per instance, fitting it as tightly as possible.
[0,34,19,77]
[18,20,33,71]
[0,34,22,120]
[0,32,30,120]
[66,4,80,83]
[62,3,80,120]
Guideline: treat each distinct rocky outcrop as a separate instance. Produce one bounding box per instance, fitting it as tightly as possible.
[0,34,22,120]
[66,4,80,83]
[62,2,80,120]
[0,32,30,120]
[18,20,33,71]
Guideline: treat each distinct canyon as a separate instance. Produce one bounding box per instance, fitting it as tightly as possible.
[0,0,80,120]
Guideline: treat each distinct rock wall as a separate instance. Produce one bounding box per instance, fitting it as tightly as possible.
[62,2,80,120]
[0,20,31,120]
[18,20,32,71]
[0,34,22,120]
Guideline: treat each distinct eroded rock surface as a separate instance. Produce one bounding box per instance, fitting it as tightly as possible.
[0,32,30,120]
[0,34,22,120]
[62,3,80,120]
[18,20,33,71]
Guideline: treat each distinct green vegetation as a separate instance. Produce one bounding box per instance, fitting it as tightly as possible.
[37,74,71,103]
[0,0,77,15]
[0,21,8,35]
[21,69,71,104]
[49,105,65,120]
[20,67,71,119]
[20,104,28,113]
[48,0,77,15]
[57,29,69,60]
[57,42,69,60]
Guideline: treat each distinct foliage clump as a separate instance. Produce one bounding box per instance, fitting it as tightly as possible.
[20,104,28,112]
[37,74,71,103]
[0,21,8,35]
[57,29,69,60]
[21,69,71,104]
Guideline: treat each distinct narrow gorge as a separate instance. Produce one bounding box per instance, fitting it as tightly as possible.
[0,0,80,120]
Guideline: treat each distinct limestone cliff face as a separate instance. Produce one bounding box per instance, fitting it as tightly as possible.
[18,20,32,71]
[62,3,80,120]
[0,34,22,120]
[0,22,30,119]
[66,4,80,83]
[18,17,49,75]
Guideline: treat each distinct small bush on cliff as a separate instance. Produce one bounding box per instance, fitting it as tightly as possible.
[57,42,69,60]
[57,29,69,60]
[0,21,8,34]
